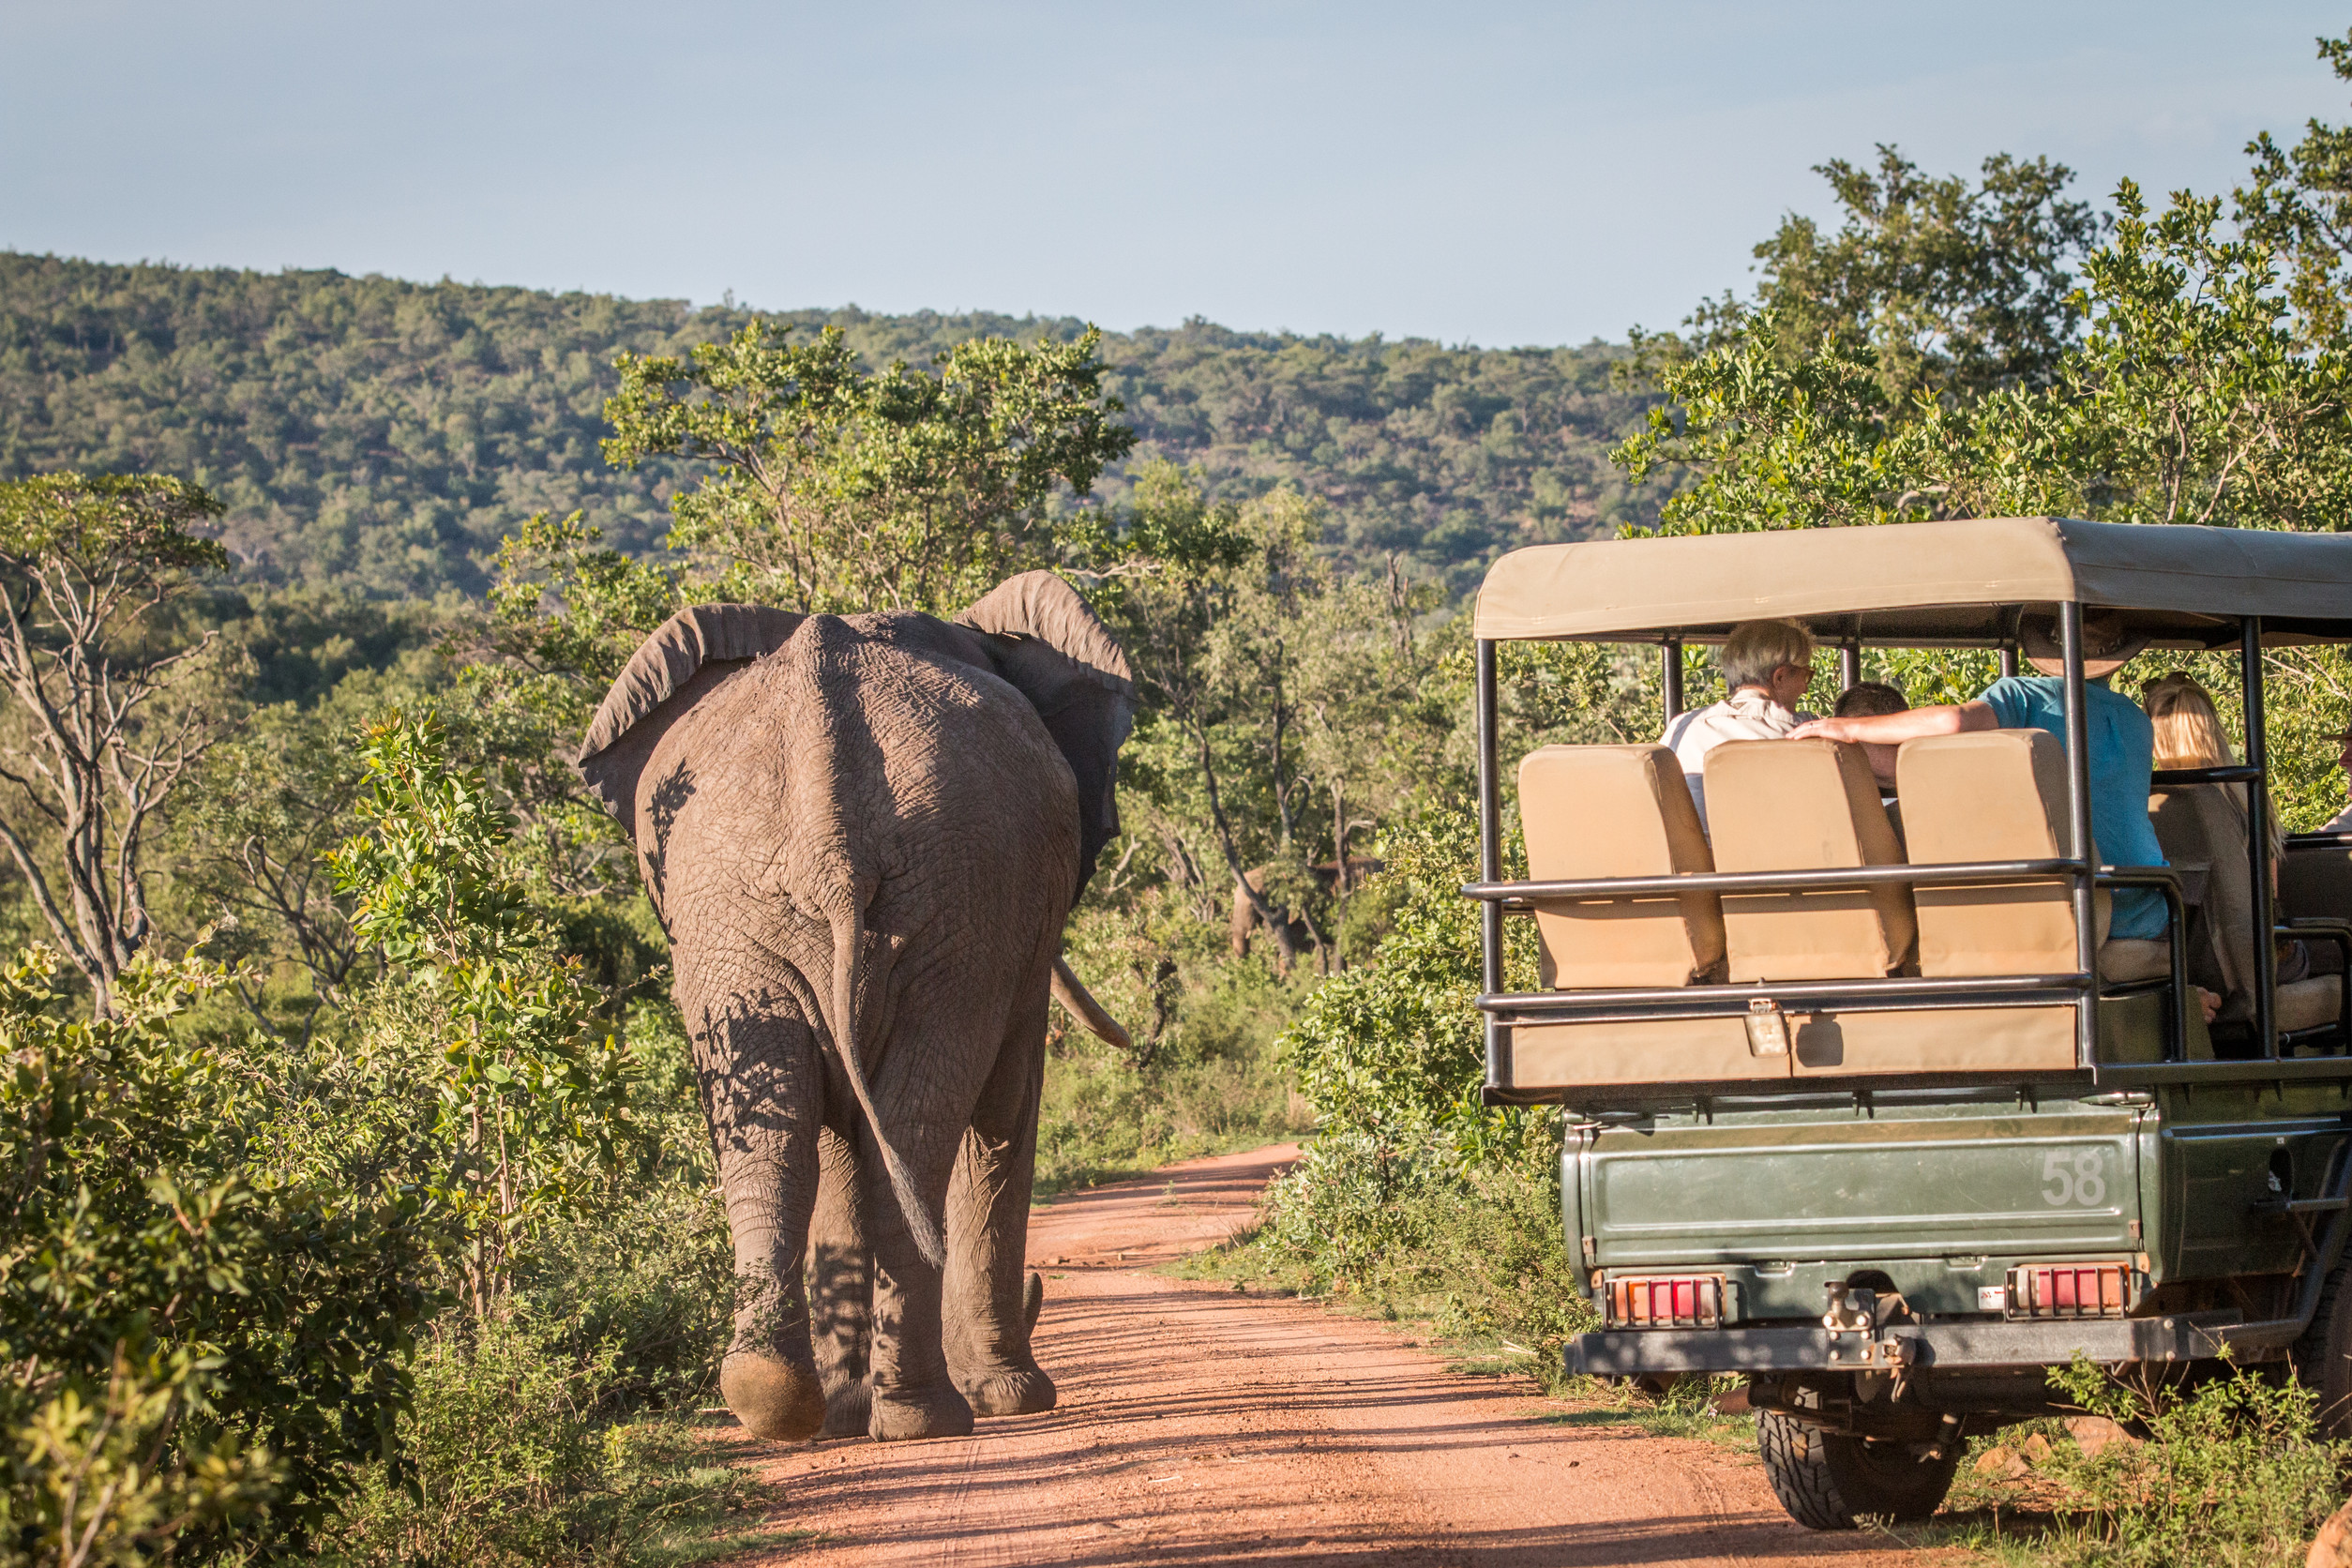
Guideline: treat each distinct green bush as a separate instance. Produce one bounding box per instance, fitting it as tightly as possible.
[317,1311,757,1568]
[1191,800,1588,1369]
[0,943,430,1562]
[1929,1357,2348,1567]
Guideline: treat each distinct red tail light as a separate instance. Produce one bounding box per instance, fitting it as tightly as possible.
[2006,1262,2129,1319]
[1604,1274,1726,1328]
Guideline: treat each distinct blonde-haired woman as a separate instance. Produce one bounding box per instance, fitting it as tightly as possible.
[2142,671,2321,983]
[2143,672,2283,861]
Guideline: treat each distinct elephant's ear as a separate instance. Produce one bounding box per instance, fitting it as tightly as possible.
[576,604,806,831]
[953,572,1137,894]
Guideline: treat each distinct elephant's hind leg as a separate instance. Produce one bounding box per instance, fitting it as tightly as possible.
[808,1123,873,1439]
[855,1114,975,1441]
[680,958,829,1442]
[944,997,1056,1417]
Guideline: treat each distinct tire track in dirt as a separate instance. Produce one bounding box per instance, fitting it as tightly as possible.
[730,1145,1954,1566]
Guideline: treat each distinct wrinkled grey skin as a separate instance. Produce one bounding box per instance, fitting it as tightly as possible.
[577,573,1134,1443]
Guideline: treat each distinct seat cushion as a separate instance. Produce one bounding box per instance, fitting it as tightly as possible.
[2280,975,2344,1035]
[1519,745,1726,988]
[2098,939,2172,985]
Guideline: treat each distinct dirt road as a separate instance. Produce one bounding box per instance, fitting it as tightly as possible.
[734,1145,1937,1566]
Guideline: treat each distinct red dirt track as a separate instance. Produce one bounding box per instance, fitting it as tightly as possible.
[734,1145,1937,1566]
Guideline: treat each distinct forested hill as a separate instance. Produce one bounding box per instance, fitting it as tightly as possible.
[0,251,1661,598]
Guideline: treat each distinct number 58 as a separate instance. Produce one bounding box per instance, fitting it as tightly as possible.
[2043,1150,2106,1207]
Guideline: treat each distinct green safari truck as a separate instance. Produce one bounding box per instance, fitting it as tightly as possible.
[1462,518,2352,1529]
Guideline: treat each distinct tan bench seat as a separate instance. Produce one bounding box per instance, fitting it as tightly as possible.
[1518,745,1726,989]
[2149,783,2343,1036]
[1509,746,1766,1088]
[1703,737,1915,982]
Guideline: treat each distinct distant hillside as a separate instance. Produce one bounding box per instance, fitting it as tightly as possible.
[0,253,1664,598]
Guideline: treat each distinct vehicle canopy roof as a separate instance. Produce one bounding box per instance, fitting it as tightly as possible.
[1472,517,2352,648]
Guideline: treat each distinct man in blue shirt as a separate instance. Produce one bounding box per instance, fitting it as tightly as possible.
[1789,611,2170,941]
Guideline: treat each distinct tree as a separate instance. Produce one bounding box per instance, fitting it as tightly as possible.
[0,475,236,1015]
[1110,468,1437,973]
[1679,146,2103,412]
[601,322,1135,615]
[2239,29,2352,348]
[326,713,642,1319]
[1617,182,2352,539]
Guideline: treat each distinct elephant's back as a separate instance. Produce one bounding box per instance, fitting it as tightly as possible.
[642,619,1079,918]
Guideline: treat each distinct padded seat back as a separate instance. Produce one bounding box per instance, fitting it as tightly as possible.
[1704,739,1915,981]
[2148,784,2340,1033]
[2283,840,2352,924]
[1899,731,2103,976]
[1519,745,1726,988]
[2148,785,2256,999]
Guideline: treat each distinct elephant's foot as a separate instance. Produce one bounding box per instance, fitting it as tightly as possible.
[821,1378,871,1439]
[868,1380,974,1441]
[1023,1270,1045,1333]
[959,1363,1057,1418]
[720,1351,827,1441]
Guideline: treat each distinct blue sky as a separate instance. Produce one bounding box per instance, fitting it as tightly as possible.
[3,1,2346,345]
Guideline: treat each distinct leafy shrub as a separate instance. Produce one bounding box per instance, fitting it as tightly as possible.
[2007,1358,2346,1567]
[0,943,430,1561]
[1195,800,1588,1368]
[318,1311,757,1568]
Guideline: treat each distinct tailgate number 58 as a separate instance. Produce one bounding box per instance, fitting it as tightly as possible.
[2042,1150,2107,1207]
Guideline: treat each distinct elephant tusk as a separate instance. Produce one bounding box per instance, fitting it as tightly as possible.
[1050,956,1133,1054]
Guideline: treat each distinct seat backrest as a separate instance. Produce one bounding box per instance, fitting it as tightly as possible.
[1704,738,1916,981]
[2283,840,2352,925]
[2148,785,2256,1000]
[1519,745,1726,988]
[1900,730,2092,976]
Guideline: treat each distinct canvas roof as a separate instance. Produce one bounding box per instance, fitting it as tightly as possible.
[1472,518,2352,645]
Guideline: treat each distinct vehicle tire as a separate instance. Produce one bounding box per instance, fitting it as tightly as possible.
[1756,1409,1959,1530]
[2293,1252,2352,1437]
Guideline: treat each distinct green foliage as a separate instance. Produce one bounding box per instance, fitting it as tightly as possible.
[0,942,429,1560]
[328,714,642,1317]
[318,1313,762,1568]
[603,322,1134,613]
[1613,310,1929,533]
[0,472,227,576]
[485,513,681,686]
[1683,145,2103,408]
[2040,182,2352,530]
[1925,1358,2347,1566]
[1043,901,1308,1194]
[0,255,1667,600]
[2240,29,2352,348]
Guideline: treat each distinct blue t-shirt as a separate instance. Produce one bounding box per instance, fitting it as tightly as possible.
[1977,675,2169,941]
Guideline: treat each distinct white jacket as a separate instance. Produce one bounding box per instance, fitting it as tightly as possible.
[1659,690,1814,833]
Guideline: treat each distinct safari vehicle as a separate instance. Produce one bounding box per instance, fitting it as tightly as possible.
[1462,518,2352,1530]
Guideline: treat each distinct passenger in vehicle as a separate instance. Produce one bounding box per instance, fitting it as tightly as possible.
[1832,682,1909,791]
[2143,672,2282,863]
[2144,672,2337,981]
[1789,611,2172,943]
[2318,721,2352,834]
[1660,618,1817,833]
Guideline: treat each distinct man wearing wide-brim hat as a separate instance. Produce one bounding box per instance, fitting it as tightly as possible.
[1792,610,2172,942]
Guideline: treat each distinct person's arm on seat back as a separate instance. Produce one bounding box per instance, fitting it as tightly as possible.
[1789,701,1998,746]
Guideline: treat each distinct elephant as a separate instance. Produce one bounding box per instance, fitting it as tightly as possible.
[574,571,1135,1443]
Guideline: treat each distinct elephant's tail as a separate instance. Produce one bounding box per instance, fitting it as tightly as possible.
[827,904,947,1270]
